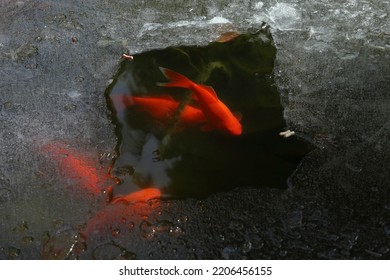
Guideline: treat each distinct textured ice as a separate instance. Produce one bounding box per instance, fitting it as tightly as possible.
[1,0,390,259]
[137,16,231,37]
[254,2,264,10]
[267,3,302,31]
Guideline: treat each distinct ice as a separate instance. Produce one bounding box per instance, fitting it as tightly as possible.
[254,2,264,10]
[208,16,231,24]
[267,3,302,31]
[1,0,390,259]
[67,90,82,99]
[137,23,164,38]
[138,16,231,37]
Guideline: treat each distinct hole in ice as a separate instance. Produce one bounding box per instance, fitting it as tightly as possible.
[105,29,312,199]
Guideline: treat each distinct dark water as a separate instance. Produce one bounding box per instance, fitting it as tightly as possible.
[105,30,312,199]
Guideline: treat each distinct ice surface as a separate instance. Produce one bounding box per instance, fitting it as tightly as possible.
[267,3,302,31]
[1,0,390,259]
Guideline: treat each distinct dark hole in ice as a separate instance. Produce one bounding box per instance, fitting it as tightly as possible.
[105,30,312,199]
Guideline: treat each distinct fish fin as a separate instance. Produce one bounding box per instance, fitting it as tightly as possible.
[110,94,133,104]
[154,94,176,101]
[190,93,199,102]
[216,31,240,43]
[111,188,161,204]
[111,197,124,204]
[181,108,208,124]
[158,67,193,89]
[192,112,208,123]
[121,95,135,107]
[233,111,242,121]
[199,85,219,99]
[110,94,134,112]
[200,123,215,132]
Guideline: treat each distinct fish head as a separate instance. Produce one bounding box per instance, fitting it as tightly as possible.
[225,120,242,136]
[229,125,242,136]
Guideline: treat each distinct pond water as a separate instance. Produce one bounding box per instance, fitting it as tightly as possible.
[105,30,312,199]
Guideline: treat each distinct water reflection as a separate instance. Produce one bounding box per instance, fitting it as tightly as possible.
[106,31,312,199]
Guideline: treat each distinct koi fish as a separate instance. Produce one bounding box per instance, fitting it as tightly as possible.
[158,67,242,136]
[41,142,109,194]
[82,188,162,240]
[111,94,207,127]
[111,187,161,204]
[215,31,240,43]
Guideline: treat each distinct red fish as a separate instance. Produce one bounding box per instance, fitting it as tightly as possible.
[111,187,161,204]
[82,199,161,240]
[158,67,242,136]
[38,142,164,245]
[41,142,109,194]
[82,188,162,240]
[215,31,240,43]
[111,94,207,128]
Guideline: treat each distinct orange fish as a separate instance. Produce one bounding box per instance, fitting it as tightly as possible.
[111,94,207,128]
[158,67,242,136]
[41,142,109,194]
[81,196,162,241]
[215,31,240,43]
[111,187,162,204]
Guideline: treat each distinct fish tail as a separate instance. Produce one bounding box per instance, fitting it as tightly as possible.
[121,95,135,107]
[109,94,135,113]
[158,67,193,89]
[110,94,133,104]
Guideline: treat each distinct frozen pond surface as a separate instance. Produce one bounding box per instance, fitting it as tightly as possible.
[1,0,390,259]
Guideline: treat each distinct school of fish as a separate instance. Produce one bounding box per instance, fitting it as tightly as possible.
[39,67,243,255]
[112,67,242,135]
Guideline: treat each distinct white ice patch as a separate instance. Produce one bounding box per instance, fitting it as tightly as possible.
[165,16,231,27]
[67,90,81,99]
[208,16,231,24]
[138,17,231,38]
[303,26,334,51]
[254,2,264,10]
[137,22,164,37]
[0,34,10,48]
[267,3,302,31]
